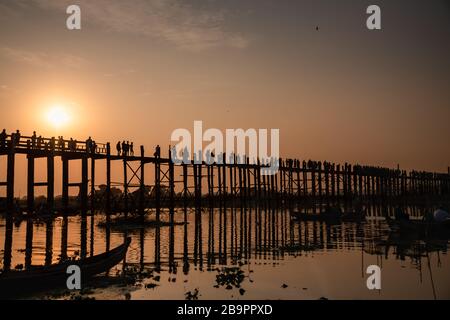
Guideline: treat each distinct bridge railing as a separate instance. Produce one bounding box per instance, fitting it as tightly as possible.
[0,133,108,155]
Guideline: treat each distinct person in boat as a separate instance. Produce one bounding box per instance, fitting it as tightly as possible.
[394,207,410,221]
[433,206,450,222]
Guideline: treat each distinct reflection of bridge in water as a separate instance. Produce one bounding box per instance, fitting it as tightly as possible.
[1,132,450,221]
[2,202,448,279]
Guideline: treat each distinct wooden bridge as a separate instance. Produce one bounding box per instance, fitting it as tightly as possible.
[1,131,449,218]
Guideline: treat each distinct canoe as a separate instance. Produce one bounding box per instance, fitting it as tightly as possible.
[0,237,131,297]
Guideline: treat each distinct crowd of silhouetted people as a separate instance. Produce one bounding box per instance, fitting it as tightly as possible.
[1,129,165,159]
[116,141,135,156]
[0,129,102,154]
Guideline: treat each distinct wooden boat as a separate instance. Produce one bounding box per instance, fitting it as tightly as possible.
[0,237,131,297]
[386,216,450,234]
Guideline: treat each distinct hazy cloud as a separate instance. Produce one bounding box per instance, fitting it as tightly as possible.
[25,0,249,51]
[0,47,86,69]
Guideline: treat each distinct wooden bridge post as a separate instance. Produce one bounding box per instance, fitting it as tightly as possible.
[358,167,363,197]
[336,164,341,198]
[90,154,95,213]
[331,164,336,200]
[223,153,227,201]
[228,156,233,201]
[168,146,175,223]
[6,147,15,213]
[238,161,243,202]
[256,160,261,201]
[47,152,55,212]
[270,171,275,202]
[123,158,128,218]
[343,163,349,199]
[217,160,222,204]
[27,155,35,212]
[139,146,145,217]
[288,160,293,201]
[350,164,356,196]
[81,156,88,213]
[318,161,323,200]
[106,143,111,215]
[207,164,212,205]
[155,154,161,222]
[198,163,202,208]
[182,162,188,222]
[62,156,69,212]
[311,162,316,199]
[279,160,284,198]
[302,161,308,197]
[243,157,248,203]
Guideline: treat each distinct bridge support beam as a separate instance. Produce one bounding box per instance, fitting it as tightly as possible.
[27,155,35,212]
[62,157,69,212]
[6,150,15,214]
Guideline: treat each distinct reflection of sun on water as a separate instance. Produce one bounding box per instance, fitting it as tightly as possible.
[46,105,71,128]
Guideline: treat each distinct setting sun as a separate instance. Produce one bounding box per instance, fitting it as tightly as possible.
[46,105,71,128]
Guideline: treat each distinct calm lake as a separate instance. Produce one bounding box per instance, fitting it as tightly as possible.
[1,202,449,300]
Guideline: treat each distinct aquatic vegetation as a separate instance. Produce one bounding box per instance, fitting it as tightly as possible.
[185,288,200,300]
[214,267,246,290]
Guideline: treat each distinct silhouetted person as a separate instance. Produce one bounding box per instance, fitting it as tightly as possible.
[121,141,126,156]
[69,138,76,151]
[130,142,134,156]
[58,136,65,151]
[86,136,93,153]
[13,129,21,147]
[116,141,121,156]
[182,146,190,164]
[50,137,55,151]
[0,129,6,149]
[126,141,130,156]
[37,135,43,149]
[154,145,161,158]
[31,131,37,149]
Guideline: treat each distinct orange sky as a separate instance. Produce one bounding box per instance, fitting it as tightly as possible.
[1,0,450,195]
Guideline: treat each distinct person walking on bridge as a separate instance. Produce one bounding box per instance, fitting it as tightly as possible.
[31,131,37,149]
[37,135,43,149]
[0,129,6,150]
[116,141,121,156]
[58,136,65,151]
[12,129,21,147]
[121,140,127,156]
